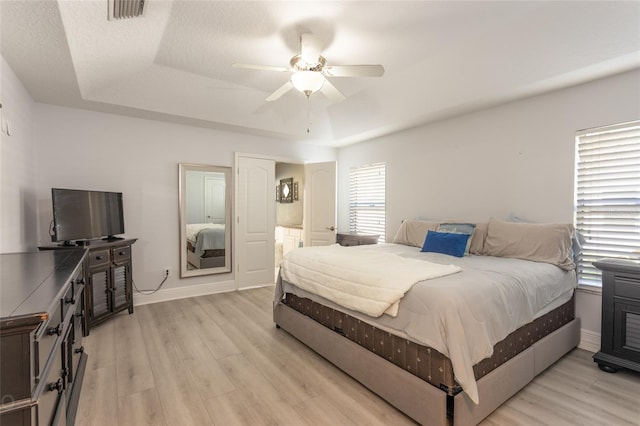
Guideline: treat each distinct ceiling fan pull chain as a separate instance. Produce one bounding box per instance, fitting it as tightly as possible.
[307,95,311,134]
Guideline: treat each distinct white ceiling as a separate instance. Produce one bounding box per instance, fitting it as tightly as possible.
[2,1,639,146]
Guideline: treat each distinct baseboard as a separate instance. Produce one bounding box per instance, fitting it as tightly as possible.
[238,283,275,291]
[132,279,236,306]
[578,328,601,353]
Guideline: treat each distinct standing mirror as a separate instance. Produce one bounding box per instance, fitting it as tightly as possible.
[179,164,232,277]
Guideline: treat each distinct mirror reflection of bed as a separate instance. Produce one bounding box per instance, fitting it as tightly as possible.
[186,223,226,270]
[179,164,231,277]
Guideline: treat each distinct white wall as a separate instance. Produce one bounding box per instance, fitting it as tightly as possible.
[0,57,39,253]
[337,68,640,342]
[33,103,336,302]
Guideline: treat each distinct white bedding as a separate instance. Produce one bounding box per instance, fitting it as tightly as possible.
[275,243,577,405]
[279,244,461,317]
[186,223,225,257]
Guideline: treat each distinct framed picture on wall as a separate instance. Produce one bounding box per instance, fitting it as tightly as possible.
[279,177,294,203]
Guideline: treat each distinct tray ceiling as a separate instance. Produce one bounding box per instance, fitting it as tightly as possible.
[2,1,639,146]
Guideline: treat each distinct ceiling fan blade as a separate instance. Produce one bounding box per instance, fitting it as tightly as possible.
[266,81,293,102]
[324,65,385,77]
[233,63,290,73]
[300,33,321,65]
[320,79,346,103]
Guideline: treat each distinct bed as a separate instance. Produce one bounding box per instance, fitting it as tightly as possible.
[186,223,226,269]
[273,218,580,425]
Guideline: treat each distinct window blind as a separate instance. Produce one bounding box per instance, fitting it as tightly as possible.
[349,163,386,242]
[575,120,640,286]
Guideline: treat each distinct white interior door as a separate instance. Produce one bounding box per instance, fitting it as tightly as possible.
[236,157,275,289]
[204,174,225,223]
[304,161,337,246]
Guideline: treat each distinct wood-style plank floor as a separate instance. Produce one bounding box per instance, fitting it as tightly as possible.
[77,286,640,426]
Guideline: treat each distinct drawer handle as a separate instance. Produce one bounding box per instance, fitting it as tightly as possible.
[75,346,85,354]
[95,255,104,260]
[65,296,76,305]
[47,325,62,336]
[76,278,85,285]
[118,251,126,256]
[47,378,63,394]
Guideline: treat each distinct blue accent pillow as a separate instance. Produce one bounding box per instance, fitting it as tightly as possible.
[421,230,471,257]
[437,223,476,256]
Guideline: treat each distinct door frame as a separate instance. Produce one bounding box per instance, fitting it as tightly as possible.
[234,152,305,290]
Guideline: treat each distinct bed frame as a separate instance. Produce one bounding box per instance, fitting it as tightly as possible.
[274,300,580,425]
[186,244,225,269]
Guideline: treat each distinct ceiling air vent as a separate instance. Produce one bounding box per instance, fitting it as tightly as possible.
[108,0,145,20]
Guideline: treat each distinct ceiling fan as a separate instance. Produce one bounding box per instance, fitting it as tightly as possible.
[233,33,385,103]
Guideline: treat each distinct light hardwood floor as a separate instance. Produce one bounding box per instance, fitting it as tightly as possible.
[76,286,640,426]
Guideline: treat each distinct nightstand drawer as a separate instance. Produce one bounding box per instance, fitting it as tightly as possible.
[337,233,380,247]
[615,276,640,300]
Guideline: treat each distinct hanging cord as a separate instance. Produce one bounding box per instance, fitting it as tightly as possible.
[133,270,168,295]
[306,94,311,133]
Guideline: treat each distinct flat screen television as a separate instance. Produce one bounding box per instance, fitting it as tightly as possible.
[51,188,125,244]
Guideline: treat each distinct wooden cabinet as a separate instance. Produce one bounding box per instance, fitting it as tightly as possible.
[40,238,137,335]
[593,259,640,374]
[0,250,88,426]
[336,232,380,247]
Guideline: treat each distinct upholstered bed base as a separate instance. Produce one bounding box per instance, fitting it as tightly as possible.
[283,293,575,394]
[273,302,580,425]
[186,249,225,269]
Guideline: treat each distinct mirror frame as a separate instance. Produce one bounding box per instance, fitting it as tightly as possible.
[179,163,232,277]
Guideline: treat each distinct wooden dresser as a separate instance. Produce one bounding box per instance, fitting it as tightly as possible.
[0,250,88,425]
[593,258,640,374]
[40,238,136,335]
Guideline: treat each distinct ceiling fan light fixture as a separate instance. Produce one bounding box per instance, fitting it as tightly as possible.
[291,71,325,97]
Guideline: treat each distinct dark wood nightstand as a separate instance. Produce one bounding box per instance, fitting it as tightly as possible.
[336,232,380,247]
[593,258,640,374]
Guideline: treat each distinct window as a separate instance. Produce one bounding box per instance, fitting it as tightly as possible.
[349,163,386,242]
[575,120,640,286]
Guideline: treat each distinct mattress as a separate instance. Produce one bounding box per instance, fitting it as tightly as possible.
[281,292,575,394]
[186,223,226,257]
[276,242,577,403]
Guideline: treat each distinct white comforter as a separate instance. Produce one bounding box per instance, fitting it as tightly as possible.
[280,244,461,317]
[276,243,577,405]
[186,223,225,257]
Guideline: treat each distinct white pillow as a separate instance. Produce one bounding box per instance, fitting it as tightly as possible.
[392,220,439,247]
[483,218,575,270]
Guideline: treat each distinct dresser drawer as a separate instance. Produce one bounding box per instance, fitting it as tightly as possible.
[0,406,34,426]
[112,246,131,263]
[37,346,65,426]
[614,276,640,300]
[60,282,76,322]
[34,316,62,380]
[89,249,111,268]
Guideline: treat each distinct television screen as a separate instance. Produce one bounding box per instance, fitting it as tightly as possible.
[52,188,124,243]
